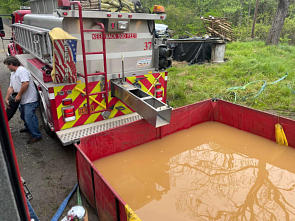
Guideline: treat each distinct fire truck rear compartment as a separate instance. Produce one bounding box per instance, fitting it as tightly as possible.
[11,0,171,146]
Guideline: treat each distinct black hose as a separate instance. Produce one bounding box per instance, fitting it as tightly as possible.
[116,0,123,12]
[134,1,145,13]
[148,19,155,36]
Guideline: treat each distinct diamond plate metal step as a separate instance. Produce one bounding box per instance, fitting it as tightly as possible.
[56,113,142,146]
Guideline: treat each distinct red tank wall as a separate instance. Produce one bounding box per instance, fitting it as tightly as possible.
[75,99,295,221]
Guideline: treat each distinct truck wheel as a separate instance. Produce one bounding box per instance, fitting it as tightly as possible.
[39,99,55,137]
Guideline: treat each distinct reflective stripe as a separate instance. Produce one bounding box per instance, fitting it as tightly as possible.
[165,76,168,81]
[49,93,55,100]
[76,51,152,61]
[64,116,76,122]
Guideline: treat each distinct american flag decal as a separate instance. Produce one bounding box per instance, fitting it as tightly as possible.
[67,39,77,62]
[53,39,78,83]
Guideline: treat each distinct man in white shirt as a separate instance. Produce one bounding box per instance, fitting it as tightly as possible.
[4,56,42,144]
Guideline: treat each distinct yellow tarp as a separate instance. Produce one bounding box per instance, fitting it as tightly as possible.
[101,0,135,12]
[49,27,77,40]
[275,123,288,146]
[125,204,142,221]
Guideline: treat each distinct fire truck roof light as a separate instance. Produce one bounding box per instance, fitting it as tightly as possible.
[128,14,132,18]
[118,14,122,18]
[107,14,111,17]
[63,12,68,16]
[153,5,165,14]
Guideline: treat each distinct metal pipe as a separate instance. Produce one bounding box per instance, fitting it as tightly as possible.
[99,22,109,109]
[121,55,125,83]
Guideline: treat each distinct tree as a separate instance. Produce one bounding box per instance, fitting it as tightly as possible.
[140,0,284,41]
[266,0,290,45]
[251,0,259,38]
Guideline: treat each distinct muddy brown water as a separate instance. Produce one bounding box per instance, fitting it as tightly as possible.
[93,122,295,221]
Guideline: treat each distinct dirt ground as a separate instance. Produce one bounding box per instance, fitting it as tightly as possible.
[0,22,98,220]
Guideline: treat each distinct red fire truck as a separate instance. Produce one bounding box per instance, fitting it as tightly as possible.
[2,0,172,145]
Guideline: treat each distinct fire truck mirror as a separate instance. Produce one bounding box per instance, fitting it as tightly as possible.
[0,17,5,38]
[158,45,173,70]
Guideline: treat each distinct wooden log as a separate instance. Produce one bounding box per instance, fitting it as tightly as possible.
[207,27,232,41]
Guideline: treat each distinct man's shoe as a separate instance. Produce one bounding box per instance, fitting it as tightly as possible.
[27,137,42,144]
[20,128,29,133]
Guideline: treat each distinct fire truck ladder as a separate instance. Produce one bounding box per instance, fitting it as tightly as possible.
[71,1,109,115]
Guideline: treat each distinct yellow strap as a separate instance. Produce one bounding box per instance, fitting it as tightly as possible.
[147,74,162,93]
[275,123,288,146]
[74,87,106,109]
[125,204,142,221]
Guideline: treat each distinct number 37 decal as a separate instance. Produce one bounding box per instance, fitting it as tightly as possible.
[144,41,152,50]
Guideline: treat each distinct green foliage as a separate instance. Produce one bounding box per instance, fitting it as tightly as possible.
[281,18,295,44]
[1,0,294,43]
[253,23,271,41]
[166,41,295,114]
[164,5,206,37]
[0,0,22,14]
[141,0,295,44]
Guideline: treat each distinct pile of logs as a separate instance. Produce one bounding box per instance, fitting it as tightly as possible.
[201,16,235,42]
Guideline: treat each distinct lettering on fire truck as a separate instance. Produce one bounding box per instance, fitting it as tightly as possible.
[92,33,137,40]
[78,104,95,115]
[144,42,152,50]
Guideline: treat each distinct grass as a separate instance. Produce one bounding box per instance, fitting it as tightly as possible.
[167,41,295,116]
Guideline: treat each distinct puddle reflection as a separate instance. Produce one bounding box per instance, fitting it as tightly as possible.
[169,143,295,220]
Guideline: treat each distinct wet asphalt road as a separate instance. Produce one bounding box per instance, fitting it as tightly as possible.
[0,23,97,220]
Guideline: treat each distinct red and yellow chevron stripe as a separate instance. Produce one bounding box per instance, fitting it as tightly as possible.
[53,72,167,131]
[126,72,165,96]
